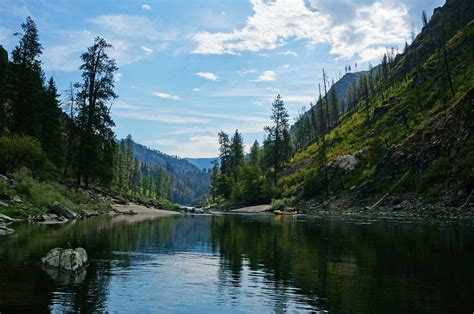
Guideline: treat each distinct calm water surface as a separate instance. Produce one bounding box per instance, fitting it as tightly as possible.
[0,213,473,313]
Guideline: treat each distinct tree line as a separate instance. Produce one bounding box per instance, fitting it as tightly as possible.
[210,94,291,206]
[0,17,175,204]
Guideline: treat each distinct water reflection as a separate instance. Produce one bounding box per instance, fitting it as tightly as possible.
[0,214,473,312]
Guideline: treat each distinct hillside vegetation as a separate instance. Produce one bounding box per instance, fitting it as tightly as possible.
[281,0,474,212]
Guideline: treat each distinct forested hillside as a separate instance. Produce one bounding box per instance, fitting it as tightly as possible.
[209,0,474,212]
[134,143,210,205]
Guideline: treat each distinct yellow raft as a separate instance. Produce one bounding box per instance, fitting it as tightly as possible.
[273,209,297,215]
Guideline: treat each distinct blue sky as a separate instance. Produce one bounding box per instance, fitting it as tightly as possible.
[0,0,444,157]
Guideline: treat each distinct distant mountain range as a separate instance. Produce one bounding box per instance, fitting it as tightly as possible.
[133,143,210,205]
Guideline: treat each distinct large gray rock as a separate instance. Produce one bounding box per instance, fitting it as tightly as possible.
[0,224,15,236]
[0,213,14,223]
[41,247,88,272]
[327,155,358,173]
[50,202,77,219]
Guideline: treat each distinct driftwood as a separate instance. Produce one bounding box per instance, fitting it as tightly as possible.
[93,187,128,205]
[369,170,410,210]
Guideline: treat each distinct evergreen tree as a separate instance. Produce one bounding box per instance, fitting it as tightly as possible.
[10,16,44,137]
[248,140,261,166]
[218,131,231,175]
[0,46,8,134]
[12,17,43,71]
[264,94,291,186]
[76,37,118,186]
[230,129,244,172]
[40,76,63,166]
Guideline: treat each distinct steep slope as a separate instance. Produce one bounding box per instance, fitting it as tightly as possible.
[134,143,210,205]
[280,0,474,211]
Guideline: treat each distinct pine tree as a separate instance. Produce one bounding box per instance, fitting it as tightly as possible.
[12,17,43,71]
[76,37,118,186]
[0,46,8,134]
[248,140,261,166]
[218,131,231,175]
[40,76,63,165]
[10,16,44,137]
[230,129,244,172]
[264,94,291,186]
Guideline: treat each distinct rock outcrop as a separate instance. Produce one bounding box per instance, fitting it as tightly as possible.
[41,247,88,272]
[326,155,358,177]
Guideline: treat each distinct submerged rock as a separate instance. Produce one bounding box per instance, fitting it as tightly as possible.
[41,247,88,272]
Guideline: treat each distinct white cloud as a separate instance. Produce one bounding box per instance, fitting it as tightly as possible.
[329,2,410,59]
[192,88,200,92]
[191,0,330,54]
[112,100,143,110]
[142,4,151,10]
[279,50,298,56]
[114,72,123,82]
[191,0,409,61]
[153,91,181,100]
[141,45,153,55]
[196,72,219,81]
[254,70,277,82]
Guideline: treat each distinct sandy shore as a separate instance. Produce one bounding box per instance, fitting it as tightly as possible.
[230,204,271,213]
[112,203,182,223]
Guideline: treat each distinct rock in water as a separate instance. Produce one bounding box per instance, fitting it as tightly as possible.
[41,247,88,272]
[50,202,77,219]
[0,224,15,236]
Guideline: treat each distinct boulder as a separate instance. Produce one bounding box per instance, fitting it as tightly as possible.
[38,213,68,225]
[0,213,14,223]
[327,155,358,173]
[0,224,15,236]
[41,247,88,272]
[0,200,10,207]
[12,195,23,203]
[50,202,77,219]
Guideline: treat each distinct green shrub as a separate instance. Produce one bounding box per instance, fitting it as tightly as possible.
[12,168,78,212]
[271,197,296,209]
[0,135,55,177]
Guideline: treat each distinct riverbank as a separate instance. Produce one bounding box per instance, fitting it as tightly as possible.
[111,203,182,223]
[230,204,271,213]
[295,192,474,219]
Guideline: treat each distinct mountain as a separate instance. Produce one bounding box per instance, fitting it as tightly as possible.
[133,143,210,205]
[185,158,218,171]
[281,0,474,209]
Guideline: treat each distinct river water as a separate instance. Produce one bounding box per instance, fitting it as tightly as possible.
[0,213,473,313]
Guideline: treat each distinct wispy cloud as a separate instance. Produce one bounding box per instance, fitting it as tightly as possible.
[153,91,181,100]
[279,50,298,56]
[196,72,219,81]
[141,4,151,10]
[192,88,200,92]
[141,45,153,55]
[254,70,277,82]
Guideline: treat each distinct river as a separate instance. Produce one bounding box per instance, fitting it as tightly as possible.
[0,213,473,312]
